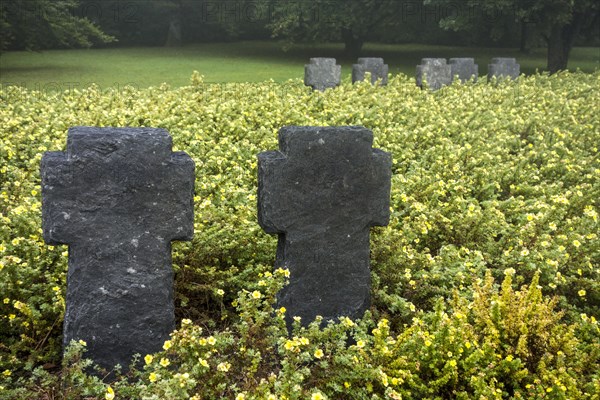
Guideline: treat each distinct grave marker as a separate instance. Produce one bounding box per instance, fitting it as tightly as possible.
[258,126,391,327]
[304,58,341,91]
[488,58,520,80]
[41,127,194,371]
[449,58,479,83]
[416,58,452,90]
[352,58,389,85]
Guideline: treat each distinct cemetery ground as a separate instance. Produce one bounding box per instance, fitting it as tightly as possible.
[0,67,599,399]
[1,41,599,89]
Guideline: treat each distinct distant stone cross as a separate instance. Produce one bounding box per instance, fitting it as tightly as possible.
[449,58,479,83]
[352,58,389,85]
[41,127,194,371]
[304,58,341,91]
[258,126,391,327]
[416,58,452,90]
[488,58,520,80]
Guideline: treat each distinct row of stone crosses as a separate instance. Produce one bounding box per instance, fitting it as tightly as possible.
[305,57,520,91]
[41,125,392,372]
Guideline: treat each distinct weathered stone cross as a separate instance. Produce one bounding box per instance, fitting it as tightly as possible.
[41,127,194,371]
[258,126,391,327]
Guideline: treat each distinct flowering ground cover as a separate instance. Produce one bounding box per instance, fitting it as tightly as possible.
[0,71,599,399]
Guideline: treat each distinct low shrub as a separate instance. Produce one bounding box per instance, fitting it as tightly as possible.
[1,71,598,398]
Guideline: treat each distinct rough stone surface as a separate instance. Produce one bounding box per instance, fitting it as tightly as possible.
[41,127,194,371]
[488,58,520,80]
[352,58,389,85]
[258,126,391,328]
[304,58,341,91]
[416,58,452,90]
[449,58,479,83]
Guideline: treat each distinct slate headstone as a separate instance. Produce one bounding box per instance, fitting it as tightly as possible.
[416,58,452,90]
[449,58,479,83]
[352,58,389,85]
[41,127,194,371]
[258,126,391,327]
[304,58,341,91]
[488,58,520,80]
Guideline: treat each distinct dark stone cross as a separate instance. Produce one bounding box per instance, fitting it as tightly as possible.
[488,57,520,80]
[449,58,479,83]
[258,126,391,327]
[304,58,341,91]
[416,58,452,90]
[352,58,389,85]
[41,127,194,371]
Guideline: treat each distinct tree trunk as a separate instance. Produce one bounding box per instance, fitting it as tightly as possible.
[341,28,363,58]
[547,25,570,73]
[546,14,584,73]
[519,23,531,54]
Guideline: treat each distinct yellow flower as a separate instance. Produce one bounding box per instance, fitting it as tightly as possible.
[284,340,295,351]
[572,240,581,248]
[2,370,11,377]
[162,340,172,350]
[207,336,216,345]
[105,386,115,400]
[356,340,365,349]
[299,337,309,345]
[311,392,324,400]
[78,339,87,346]
[344,381,351,389]
[465,341,471,349]
[149,372,157,382]
[341,317,354,327]
[216,289,224,296]
[2,298,8,304]
[526,214,534,221]
[144,354,153,365]
[314,349,324,359]
[159,357,170,367]
[251,290,262,299]
[578,289,586,297]
[278,306,286,314]
[424,340,432,347]
[199,358,209,368]
[217,362,230,372]
[235,394,246,400]
[181,318,192,325]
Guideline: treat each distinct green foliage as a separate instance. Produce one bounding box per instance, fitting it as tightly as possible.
[0,71,599,398]
[425,0,600,71]
[0,0,115,53]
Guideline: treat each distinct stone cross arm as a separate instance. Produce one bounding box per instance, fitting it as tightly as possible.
[258,126,391,235]
[41,127,194,245]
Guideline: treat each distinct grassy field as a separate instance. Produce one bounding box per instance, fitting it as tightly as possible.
[1,41,598,89]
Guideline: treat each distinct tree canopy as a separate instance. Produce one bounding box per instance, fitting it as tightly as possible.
[2,0,598,72]
[1,0,115,53]
[425,0,600,72]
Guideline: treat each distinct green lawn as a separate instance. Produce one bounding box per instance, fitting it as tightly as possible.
[1,41,598,89]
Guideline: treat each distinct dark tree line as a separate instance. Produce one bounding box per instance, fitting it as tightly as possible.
[1,0,598,73]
